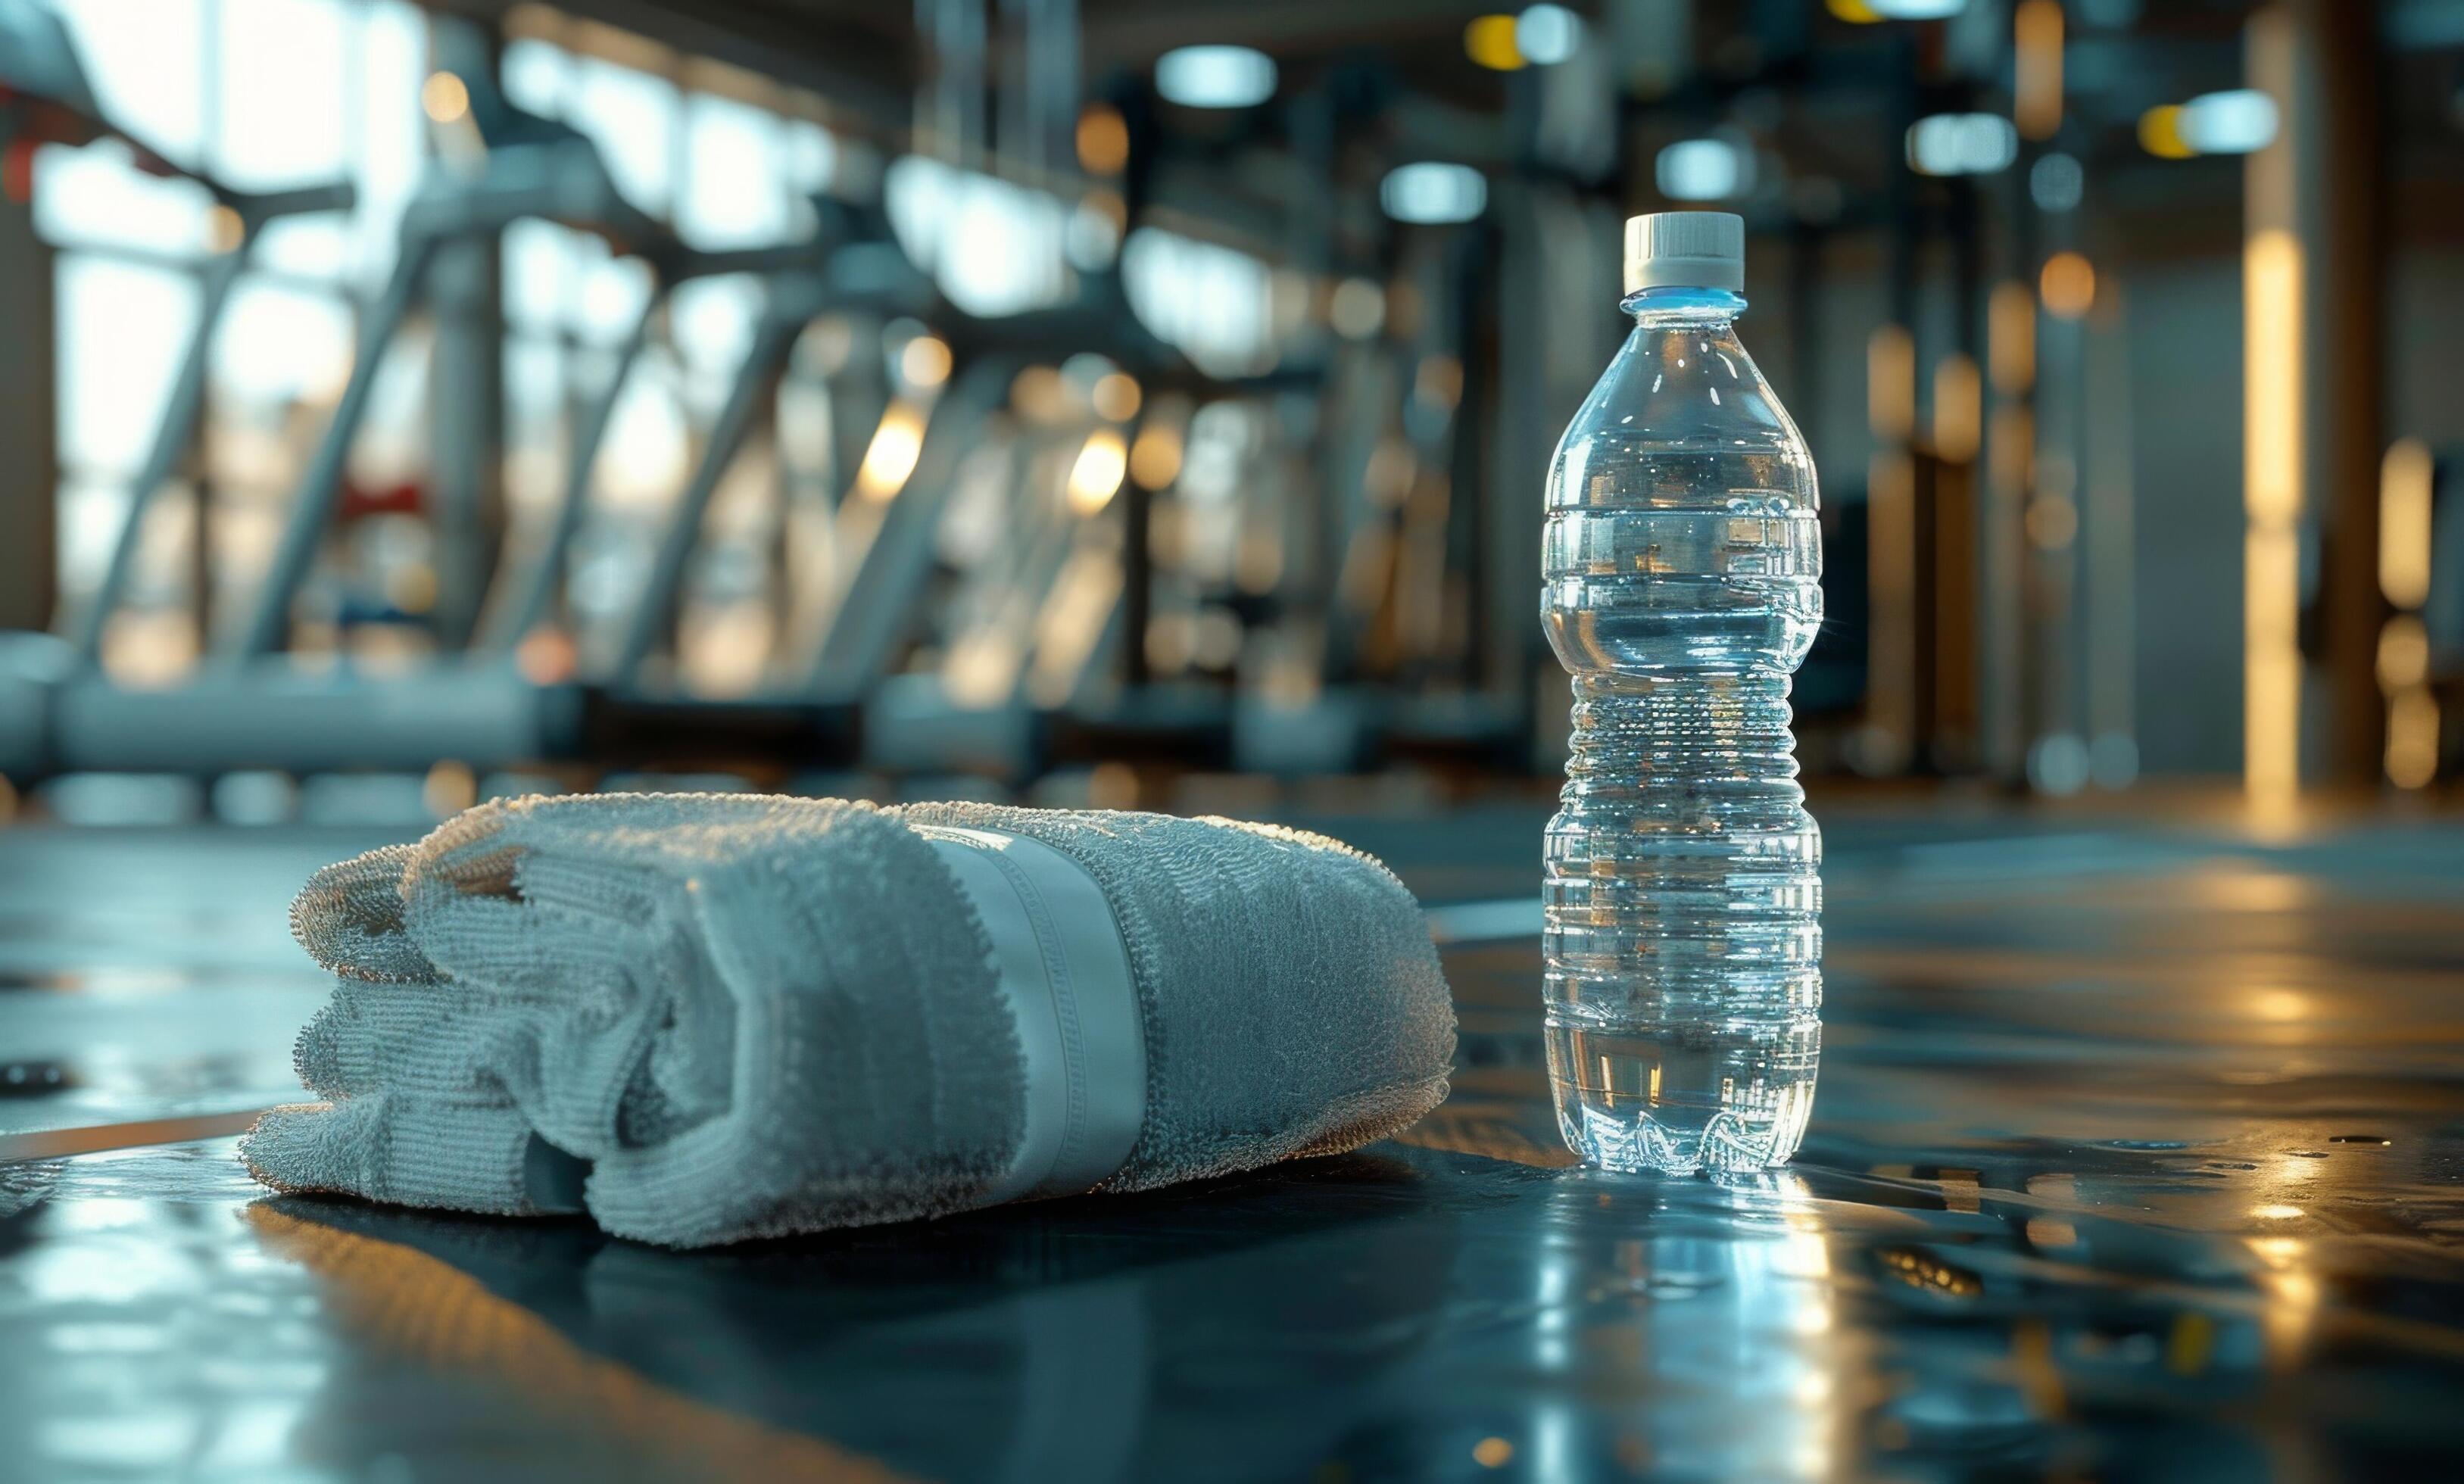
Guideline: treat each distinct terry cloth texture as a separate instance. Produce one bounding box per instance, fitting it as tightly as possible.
[245,793,1455,1246]
[890,803,1456,1191]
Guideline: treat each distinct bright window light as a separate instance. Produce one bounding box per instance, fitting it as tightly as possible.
[1380,162,1487,225]
[572,57,680,214]
[1155,45,1277,109]
[48,0,207,165]
[678,93,788,251]
[55,258,198,474]
[1871,0,1967,17]
[214,0,351,189]
[1656,139,1752,201]
[502,38,568,117]
[1906,113,2017,176]
[886,155,1068,316]
[2179,89,2279,154]
[32,148,214,254]
[1121,228,1278,377]
[1515,5,1584,66]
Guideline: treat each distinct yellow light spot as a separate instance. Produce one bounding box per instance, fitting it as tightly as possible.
[2139,104,2194,159]
[2244,228,2303,812]
[422,71,471,125]
[1128,422,1183,491]
[2378,616,2430,691]
[855,404,925,501]
[206,204,244,254]
[2388,690,2441,790]
[1011,366,1067,423]
[2252,988,2308,1021]
[2263,1265,2320,1353]
[1067,429,1128,515]
[898,335,950,389]
[2040,251,2095,319]
[2246,526,2302,812]
[2187,864,2307,912]
[1826,0,1883,20]
[1091,372,1141,422]
[2014,0,2063,139]
[1076,104,1130,176]
[1472,1437,1514,1468]
[2244,232,2305,527]
[2381,438,2435,609]
[1464,15,1524,71]
[423,760,476,818]
[2252,1204,2303,1221]
[2025,495,2077,551]
[1931,353,1981,463]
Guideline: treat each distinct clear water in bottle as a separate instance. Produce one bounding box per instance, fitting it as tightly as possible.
[1541,212,1823,1176]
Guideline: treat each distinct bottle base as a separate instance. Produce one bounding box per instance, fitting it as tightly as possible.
[1544,1019,1817,1176]
[1552,1094,1802,1177]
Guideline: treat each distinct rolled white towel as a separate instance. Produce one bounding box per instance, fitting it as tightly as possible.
[243,793,1455,1246]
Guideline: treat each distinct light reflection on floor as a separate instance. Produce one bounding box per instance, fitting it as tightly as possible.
[2,808,2462,1478]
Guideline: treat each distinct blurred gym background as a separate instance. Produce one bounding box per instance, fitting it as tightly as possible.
[2,0,2458,827]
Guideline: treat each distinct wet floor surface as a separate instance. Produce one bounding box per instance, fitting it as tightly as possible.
[4,806,2463,1479]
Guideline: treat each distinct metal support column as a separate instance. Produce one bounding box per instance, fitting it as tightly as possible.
[429,232,505,650]
[426,20,506,651]
[610,310,805,683]
[2245,2,2385,800]
[0,182,56,634]
[2301,0,2387,786]
[481,307,655,652]
[229,236,438,660]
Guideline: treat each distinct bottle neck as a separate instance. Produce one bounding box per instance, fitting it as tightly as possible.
[1620,285,1748,327]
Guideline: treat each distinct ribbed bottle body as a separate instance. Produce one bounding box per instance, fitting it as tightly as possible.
[1541,296,1823,1175]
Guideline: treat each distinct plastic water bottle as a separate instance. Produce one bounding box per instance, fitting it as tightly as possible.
[1540,211,1823,1175]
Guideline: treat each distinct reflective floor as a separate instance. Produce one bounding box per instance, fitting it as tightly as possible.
[4,803,2463,1479]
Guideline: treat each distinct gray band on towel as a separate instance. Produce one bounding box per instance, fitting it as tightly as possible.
[919,825,1146,1201]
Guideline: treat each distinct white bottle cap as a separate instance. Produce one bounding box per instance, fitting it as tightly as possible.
[1623,210,1745,295]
